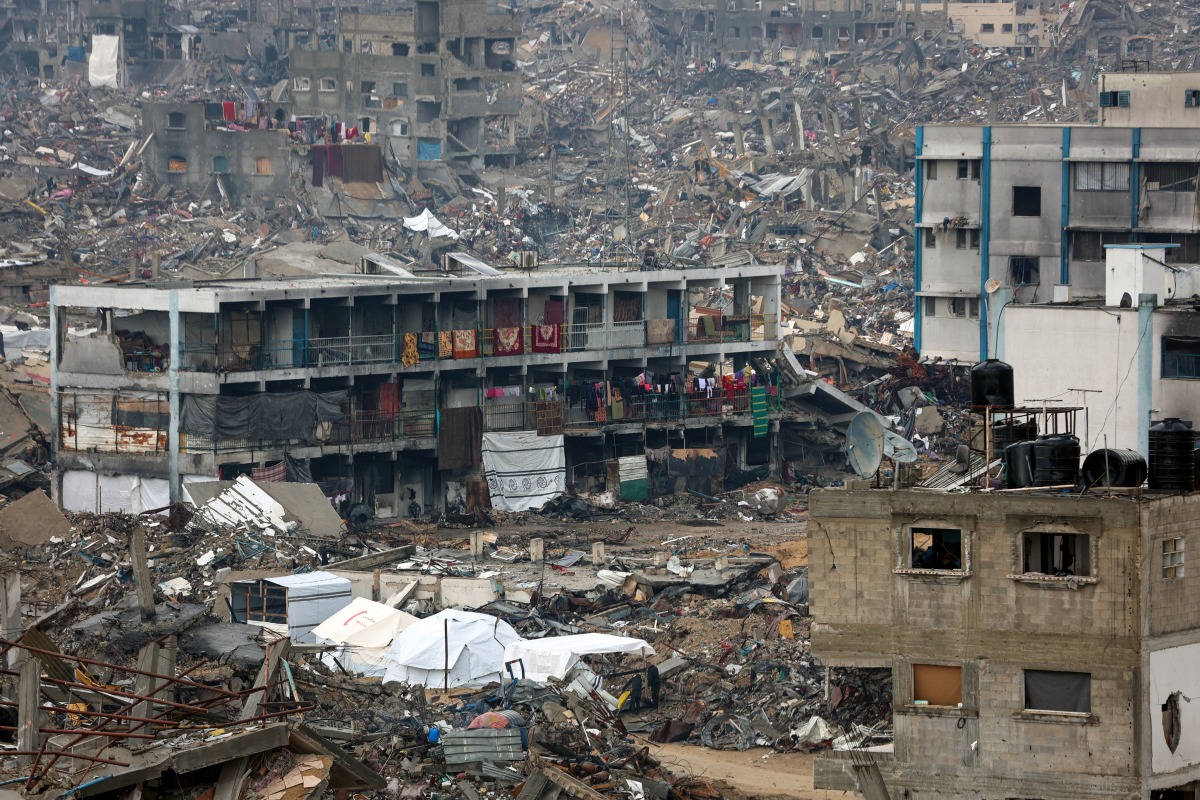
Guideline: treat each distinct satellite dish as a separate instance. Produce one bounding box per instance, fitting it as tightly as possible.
[883,429,919,464]
[614,224,628,242]
[984,278,1002,294]
[845,412,885,478]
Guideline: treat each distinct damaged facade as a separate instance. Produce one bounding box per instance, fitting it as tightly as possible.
[809,486,1200,800]
[49,262,783,514]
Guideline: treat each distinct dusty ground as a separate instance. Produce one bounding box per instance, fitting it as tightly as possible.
[643,741,851,800]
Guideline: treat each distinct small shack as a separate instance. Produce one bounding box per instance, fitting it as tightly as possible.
[229,571,352,643]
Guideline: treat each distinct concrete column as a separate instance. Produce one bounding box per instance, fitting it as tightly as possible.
[529,537,544,563]
[168,289,181,502]
[49,287,61,507]
[131,524,156,621]
[591,542,606,564]
[470,531,485,557]
[16,658,40,766]
[0,575,19,669]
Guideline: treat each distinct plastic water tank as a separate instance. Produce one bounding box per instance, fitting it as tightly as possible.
[970,359,1015,409]
[1005,441,1035,489]
[1149,419,1195,491]
[1031,434,1081,487]
[991,419,1037,461]
[1081,449,1147,488]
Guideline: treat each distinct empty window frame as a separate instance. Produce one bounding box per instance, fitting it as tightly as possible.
[421,62,436,76]
[948,297,980,318]
[166,111,186,130]
[810,25,824,38]
[166,156,188,173]
[1099,90,1130,108]
[1001,23,1013,32]
[255,156,273,175]
[393,82,409,97]
[1162,337,1200,379]
[980,22,995,32]
[956,228,968,249]
[1071,231,1130,261]
[1074,161,1130,191]
[390,119,410,136]
[212,155,229,174]
[1162,536,1185,579]
[293,76,311,91]
[1023,669,1091,714]
[1021,531,1090,577]
[955,159,981,180]
[913,664,963,707]
[1009,256,1039,285]
[230,581,288,626]
[925,160,938,180]
[925,231,936,249]
[319,76,337,92]
[1140,232,1200,263]
[392,42,409,56]
[1143,162,1200,193]
[910,527,963,570]
[1012,186,1042,216]
[923,297,937,317]
[1186,89,1200,107]
[970,229,980,248]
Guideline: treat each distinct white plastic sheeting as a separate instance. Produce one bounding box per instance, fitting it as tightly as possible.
[503,634,655,683]
[88,34,121,88]
[382,609,522,689]
[402,209,460,240]
[61,471,209,514]
[481,432,565,512]
[313,597,418,678]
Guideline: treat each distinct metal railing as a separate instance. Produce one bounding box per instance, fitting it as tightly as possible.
[178,316,780,373]
[180,408,437,454]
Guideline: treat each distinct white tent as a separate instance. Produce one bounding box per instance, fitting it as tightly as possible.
[503,634,655,683]
[313,597,418,678]
[381,609,523,690]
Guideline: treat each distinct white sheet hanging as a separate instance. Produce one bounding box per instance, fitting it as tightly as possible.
[482,432,565,512]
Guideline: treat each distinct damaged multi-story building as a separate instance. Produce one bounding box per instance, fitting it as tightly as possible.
[809,483,1200,800]
[48,259,782,515]
[288,0,521,175]
[915,74,1200,456]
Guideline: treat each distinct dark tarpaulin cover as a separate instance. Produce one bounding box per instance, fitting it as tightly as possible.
[1024,670,1091,713]
[438,406,482,470]
[343,145,384,183]
[285,453,313,483]
[181,391,347,442]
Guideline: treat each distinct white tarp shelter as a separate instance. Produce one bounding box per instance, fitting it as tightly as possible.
[503,634,655,683]
[89,34,121,88]
[230,571,352,644]
[61,472,209,514]
[482,432,566,512]
[313,597,418,678]
[382,609,523,689]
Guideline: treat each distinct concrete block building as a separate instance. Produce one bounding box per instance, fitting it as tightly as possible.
[810,486,1200,800]
[48,260,781,515]
[288,0,520,172]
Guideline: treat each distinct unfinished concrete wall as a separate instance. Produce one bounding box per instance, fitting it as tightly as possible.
[810,488,1143,800]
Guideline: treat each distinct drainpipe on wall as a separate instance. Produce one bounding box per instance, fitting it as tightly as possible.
[1137,292,1156,460]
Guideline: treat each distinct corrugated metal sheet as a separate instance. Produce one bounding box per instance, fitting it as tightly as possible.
[617,455,648,482]
[60,392,166,454]
[441,729,524,765]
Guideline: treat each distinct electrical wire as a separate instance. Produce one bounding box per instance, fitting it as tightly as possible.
[1089,309,1151,452]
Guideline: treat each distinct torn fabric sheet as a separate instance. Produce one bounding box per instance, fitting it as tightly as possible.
[403,208,460,239]
[482,432,565,512]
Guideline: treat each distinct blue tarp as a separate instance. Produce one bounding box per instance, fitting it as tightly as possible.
[417,139,442,161]
[66,46,85,62]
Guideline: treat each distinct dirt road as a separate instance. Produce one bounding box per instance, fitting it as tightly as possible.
[642,741,853,800]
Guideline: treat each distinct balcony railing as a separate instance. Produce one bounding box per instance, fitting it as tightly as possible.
[180,408,437,454]
[484,387,778,432]
[178,317,779,372]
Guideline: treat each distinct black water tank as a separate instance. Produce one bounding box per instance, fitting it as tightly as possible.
[991,419,1037,461]
[1082,448,1147,488]
[1031,434,1081,486]
[1149,419,1195,491]
[1005,441,1035,489]
[971,359,1015,409]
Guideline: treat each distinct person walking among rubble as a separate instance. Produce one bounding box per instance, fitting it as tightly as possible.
[647,663,661,708]
[621,673,644,712]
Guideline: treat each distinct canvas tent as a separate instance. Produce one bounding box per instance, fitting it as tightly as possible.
[229,571,352,644]
[313,597,418,677]
[503,634,655,683]
[382,609,523,689]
